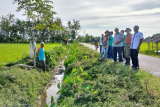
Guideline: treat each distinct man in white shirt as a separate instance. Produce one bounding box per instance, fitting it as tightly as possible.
[130,25,144,70]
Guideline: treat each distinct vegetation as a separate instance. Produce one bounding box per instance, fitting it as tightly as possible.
[139,42,160,58]
[0,43,62,64]
[0,44,68,106]
[0,1,81,43]
[57,43,160,107]
[76,34,100,43]
[143,33,160,42]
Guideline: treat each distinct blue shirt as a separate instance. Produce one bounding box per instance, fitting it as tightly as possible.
[38,48,45,61]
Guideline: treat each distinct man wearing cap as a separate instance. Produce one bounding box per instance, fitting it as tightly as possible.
[100,30,110,62]
[130,25,143,70]
[124,28,132,65]
[113,28,124,62]
[36,42,46,72]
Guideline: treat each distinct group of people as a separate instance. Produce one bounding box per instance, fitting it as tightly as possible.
[95,25,143,70]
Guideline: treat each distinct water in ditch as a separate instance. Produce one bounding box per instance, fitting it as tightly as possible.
[36,61,65,107]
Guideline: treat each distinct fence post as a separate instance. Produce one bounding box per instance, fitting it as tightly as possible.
[156,42,159,55]
[148,42,150,50]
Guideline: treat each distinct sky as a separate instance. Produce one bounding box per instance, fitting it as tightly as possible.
[0,0,160,38]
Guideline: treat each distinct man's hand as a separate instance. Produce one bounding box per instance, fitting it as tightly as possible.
[116,42,119,45]
[137,46,140,51]
[128,44,131,48]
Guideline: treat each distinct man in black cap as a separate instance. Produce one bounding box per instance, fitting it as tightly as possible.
[130,25,143,70]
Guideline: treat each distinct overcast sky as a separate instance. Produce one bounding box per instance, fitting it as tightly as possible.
[0,0,160,38]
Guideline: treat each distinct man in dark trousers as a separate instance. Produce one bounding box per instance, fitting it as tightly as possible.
[130,25,143,70]
[113,28,124,63]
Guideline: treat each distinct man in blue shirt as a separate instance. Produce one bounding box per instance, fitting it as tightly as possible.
[130,25,143,70]
[36,42,46,72]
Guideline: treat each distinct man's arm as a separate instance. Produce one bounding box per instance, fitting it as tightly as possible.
[36,48,40,56]
[137,39,143,51]
[116,38,124,44]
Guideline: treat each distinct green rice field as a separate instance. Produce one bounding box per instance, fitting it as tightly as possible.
[0,43,61,64]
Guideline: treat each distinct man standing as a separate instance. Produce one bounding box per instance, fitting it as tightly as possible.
[121,30,126,60]
[36,42,46,72]
[130,25,143,70]
[107,31,114,60]
[124,28,132,65]
[100,30,110,62]
[100,34,104,53]
[113,28,124,62]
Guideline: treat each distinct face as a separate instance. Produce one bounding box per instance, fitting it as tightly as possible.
[101,34,103,37]
[134,26,139,32]
[106,32,110,36]
[41,44,44,47]
[115,29,119,33]
[121,30,124,34]
[126,30,130,34]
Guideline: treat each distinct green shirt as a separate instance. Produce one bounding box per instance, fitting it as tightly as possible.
[122,35,126,46]
[109,35,113,46]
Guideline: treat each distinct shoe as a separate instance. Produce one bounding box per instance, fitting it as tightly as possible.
[132,65,135,68]
[99,57,102,61]
[133,67,140,70]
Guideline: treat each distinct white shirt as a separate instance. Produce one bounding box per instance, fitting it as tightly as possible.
[100,37,102,45]
[131,32,143,49]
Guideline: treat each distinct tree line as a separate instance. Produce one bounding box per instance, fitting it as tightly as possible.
[0,0,81,43]
[76,34,100,43]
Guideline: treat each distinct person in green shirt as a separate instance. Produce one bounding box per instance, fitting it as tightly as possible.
[107,31,114,60]
[121,30,126,59]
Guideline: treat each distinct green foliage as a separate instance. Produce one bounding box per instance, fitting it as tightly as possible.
[0,67,51,106]
[58,43,160,107]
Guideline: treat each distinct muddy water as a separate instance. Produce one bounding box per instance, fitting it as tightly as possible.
[37,61,65,107]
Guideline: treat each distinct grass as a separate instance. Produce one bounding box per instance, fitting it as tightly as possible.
[0,43,62,64]
[0,44,69,106]
[57,43,160,107]
[140,42,160,58]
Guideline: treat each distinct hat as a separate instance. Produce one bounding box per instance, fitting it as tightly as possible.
[125,28,131,32]
[115,28,119,30]
[105,30,110,33]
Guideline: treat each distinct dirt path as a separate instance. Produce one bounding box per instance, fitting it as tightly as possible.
[80,43,160,78]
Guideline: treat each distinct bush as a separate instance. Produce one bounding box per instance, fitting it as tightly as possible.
[58,43,160,107]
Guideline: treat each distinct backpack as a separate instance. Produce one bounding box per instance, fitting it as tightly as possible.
[103,37,108,46]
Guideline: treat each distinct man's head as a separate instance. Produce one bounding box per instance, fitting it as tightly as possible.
[105,30,110,36]
[110,31,113,36]
[125,28,131,34]
[101,34,104,37]
[41,42,44,48]
[134,25,139,32]
[115,28,119,34]
[121,30,125,34]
